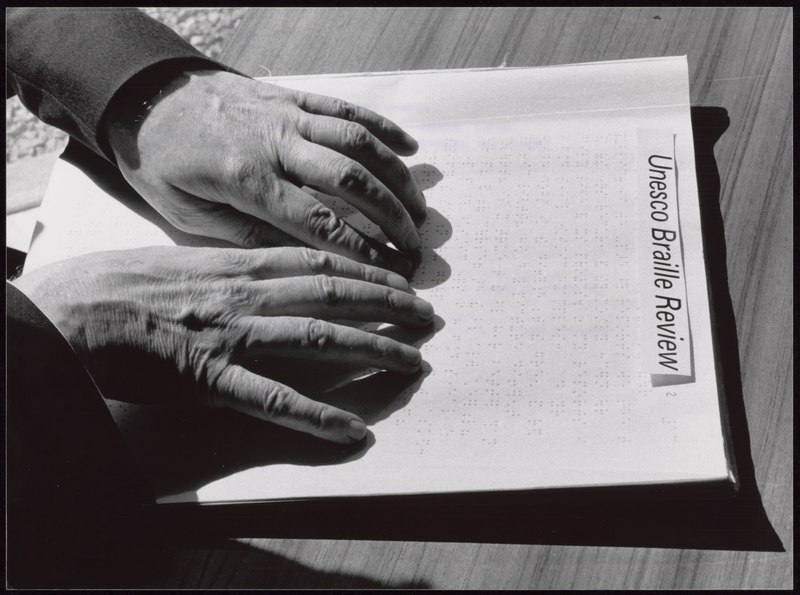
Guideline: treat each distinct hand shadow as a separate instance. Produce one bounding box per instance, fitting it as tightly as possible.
[252,316,445,424]
[308,162,453,289]
[408,207,452,289]
[113,317,443,500]
[409,164,452,288]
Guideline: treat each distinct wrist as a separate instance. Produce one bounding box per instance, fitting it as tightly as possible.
[12,265,93,361]
[100,59,226,161]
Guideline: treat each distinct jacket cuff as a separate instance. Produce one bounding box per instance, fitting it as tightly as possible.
[7,8,234,160]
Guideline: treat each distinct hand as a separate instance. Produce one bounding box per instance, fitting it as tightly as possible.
[105,69,427,275]
[13,247,434,443]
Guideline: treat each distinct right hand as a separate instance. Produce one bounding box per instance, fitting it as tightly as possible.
[105,70,426,275]
[13,246,434,443]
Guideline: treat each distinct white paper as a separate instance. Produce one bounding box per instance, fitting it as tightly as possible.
[23,57,731,503]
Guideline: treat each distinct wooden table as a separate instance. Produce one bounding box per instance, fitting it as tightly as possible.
[155,7,791,589]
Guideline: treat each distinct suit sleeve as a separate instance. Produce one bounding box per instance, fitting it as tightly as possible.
[6,281,157,586]
[6,7,230,160]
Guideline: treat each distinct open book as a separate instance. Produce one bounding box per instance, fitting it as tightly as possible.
[23,57,736,506]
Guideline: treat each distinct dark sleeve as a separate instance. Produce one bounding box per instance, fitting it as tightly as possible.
[6,282,156,587]
[6,7,229,160]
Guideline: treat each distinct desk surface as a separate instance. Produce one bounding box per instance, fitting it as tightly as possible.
[165,7,792,589]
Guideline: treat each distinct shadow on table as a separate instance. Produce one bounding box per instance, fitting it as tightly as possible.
[163,538,432,589]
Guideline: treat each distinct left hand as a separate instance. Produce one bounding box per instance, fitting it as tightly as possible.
[104,69,427,275]
[14,246,434,443]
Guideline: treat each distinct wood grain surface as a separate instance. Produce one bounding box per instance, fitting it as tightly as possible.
[163,7,791,589]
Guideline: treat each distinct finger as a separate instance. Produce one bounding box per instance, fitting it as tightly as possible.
[282,138,421,252]
[297,116,426,220]
[241,247,410,291]
[158,186,302,248]
[247,275,435,327]
[215,364,367,443]
[239,316,422,373]
[294,91,419,156]
[237,181,413,276]
[167,162,413,275]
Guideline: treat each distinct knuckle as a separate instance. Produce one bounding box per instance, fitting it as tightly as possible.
[204,360,230,406]
[300,247,331,274]
[342,123,370,151]
[163,207,197,233]
[220,248,253,270]
[265,115,295,147]
[182,328,234,392]
[228,158,264,196]
[306,204,345,241]
[215,281,251,309]
[178,290,248,325]
[332,160,364,193]
[284,88,302,105]
[179,305,218,330]
[236,220,270,249]
[384,288,405,313]
[396,161,412,185]
[359,243,386,268]
[262,385,294,419]
[332,98,356,121]
[313,274,341,307]
[385,197,408,227]
[228,159,256,187]
[266,177,287,207]
[359,264,380,285]
[310,404,328,431]
[304,318,330,352]
[370,335,389,360]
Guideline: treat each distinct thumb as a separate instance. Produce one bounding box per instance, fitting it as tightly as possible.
[157,185,304,248]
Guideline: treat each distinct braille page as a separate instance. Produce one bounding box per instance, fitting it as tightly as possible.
[22,58,732,503]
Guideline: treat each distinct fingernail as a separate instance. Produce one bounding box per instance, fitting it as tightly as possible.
[348,418,367,441]
[413,192,428,225]
[413,298,434,320]
[387,272,410,291]
[401,344,422,365]
[405,229,422,251]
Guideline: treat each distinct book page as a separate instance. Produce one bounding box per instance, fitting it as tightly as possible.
[22,58,731,503]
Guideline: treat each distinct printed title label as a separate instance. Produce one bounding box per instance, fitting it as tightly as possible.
[637,129,693,384]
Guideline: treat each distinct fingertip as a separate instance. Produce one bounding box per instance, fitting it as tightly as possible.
[413,192,428,222]
[402,135,419,155]
[347,417,367,441]
[405,247,423,269]
[386,272,410,291]
[389,132,419,157]
[371,244,414,278]
[392,254,415,278]
[405,228,422,251]
[400,343,423,366]
[413,298,435,322]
